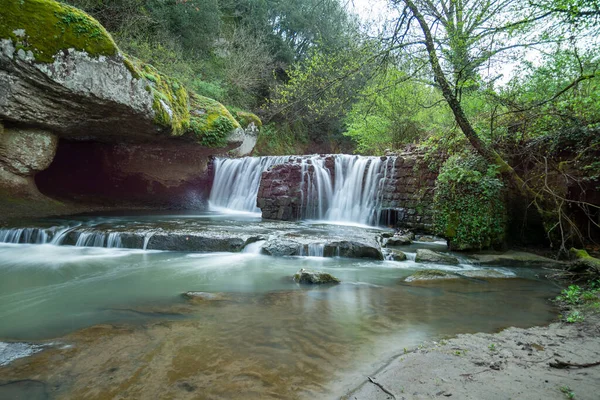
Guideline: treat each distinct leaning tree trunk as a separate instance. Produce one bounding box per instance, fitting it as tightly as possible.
[403,0,553,238]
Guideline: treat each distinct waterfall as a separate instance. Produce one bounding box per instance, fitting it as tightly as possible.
[209,154,396,226]
[209,156,289,213]
[324,155,387,225]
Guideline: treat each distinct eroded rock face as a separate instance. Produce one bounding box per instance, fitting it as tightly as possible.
[258,164,304,220]
[0,126,57,197]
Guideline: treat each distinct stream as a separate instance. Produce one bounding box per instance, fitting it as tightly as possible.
[0,212,559,399]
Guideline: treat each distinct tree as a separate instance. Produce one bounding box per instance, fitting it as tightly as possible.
[389,0,599,252]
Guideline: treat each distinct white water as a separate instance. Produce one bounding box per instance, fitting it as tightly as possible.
[209,156,289,213]
[210,155,397,226]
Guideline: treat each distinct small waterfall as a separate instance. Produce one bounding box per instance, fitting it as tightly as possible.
[242,240,266,254]
[300,156,333,220]
[209,154,397,226]
[142,232,154,250]
[209,156,289,213]
[325,155,386,225]
[0,228,49,244]
[307,243,324,257]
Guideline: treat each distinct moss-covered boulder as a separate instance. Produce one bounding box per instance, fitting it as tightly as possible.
[0,0,252,152]
[569,248,600,274]
[293,269,340,284]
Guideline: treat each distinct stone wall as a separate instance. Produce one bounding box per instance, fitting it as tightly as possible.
[379,153,438,232]
[256,152,439,232]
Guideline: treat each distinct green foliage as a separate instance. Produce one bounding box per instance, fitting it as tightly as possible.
[433,153,507,250]
[253,122,309,156]
[0,0,117,63]
[565,310,585,323]
[560,385,576,399]
[557,285,583,305]
[344,68,453,154]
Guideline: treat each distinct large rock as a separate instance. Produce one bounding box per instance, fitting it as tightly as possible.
[0,0,246,146]
[404,269,456,282]
[0,0,259,213]
[262,238,302,256]
[415,249,460,265]
[0,126,57,197]
[470,251,564,268]
[324,240,384,260]
[385,235,412,246]
[293,269,340,284]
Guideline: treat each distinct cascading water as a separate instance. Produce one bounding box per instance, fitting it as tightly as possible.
[209,156,289,213]
[209,154,396,225]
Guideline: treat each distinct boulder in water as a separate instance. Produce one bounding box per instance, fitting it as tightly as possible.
[262,238,301,256]
[386,249,407,261]
[405,269,455,282]
[385,235,412,246]
[415,249,459,265]
[293,269,340,284]
[324,240,384,260]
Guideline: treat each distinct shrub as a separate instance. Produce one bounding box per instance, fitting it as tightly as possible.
[433,153,507,250]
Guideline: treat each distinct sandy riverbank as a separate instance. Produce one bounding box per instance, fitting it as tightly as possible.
[343,315,600,400]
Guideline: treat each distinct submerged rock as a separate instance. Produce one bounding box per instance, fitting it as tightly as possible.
[415,249,459,265]
[182,292,229,303]
[405,269,455,282]
[293,269,340,284]
[470,251,564,268]
[457,270,511,279]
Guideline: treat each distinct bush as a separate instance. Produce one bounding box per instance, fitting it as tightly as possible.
[433,153,507,250]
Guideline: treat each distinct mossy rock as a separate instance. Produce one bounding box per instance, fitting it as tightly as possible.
[235,111,262,129]
[124,58,190,136]
[570,248,600,273]
[0,0,117,63]
[187,93,241,147]
[293,269,340,284]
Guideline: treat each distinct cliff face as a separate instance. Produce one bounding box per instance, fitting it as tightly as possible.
[0,0,259,214]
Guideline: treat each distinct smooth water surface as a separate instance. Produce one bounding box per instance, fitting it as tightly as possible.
[0,214,560,399]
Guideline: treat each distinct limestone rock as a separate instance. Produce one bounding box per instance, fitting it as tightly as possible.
[386,235,412,246]
[0,127,57,198]
[415,249,460,265]
[324,240,384,260]
[405,269,455,282]
[457,270,511,279]
[470,251,564,268]
[262,238,302,256]
[293,269,340,284]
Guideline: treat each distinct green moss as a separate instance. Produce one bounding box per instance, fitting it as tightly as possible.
[0,0,117,63]
[122,60,190,136]
[413,269,449,278]
[235,111,262,129]
[433,154,507,251]
[187,93,240,147]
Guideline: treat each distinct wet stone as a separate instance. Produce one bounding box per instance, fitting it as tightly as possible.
[293,269,340,284]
